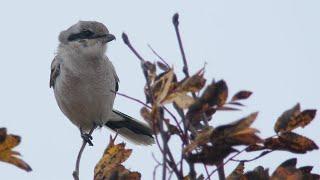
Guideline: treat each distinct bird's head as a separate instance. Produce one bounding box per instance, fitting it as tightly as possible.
[59,21,115,57]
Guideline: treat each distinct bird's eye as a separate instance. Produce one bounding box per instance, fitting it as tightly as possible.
[68,30,95,41]
[81,30,94,37]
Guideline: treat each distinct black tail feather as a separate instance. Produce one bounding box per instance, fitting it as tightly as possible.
[105,110,154,145]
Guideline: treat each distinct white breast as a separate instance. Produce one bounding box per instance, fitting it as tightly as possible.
[54,52,116,131]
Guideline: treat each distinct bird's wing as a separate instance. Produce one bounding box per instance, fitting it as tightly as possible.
[49,56,61,88]
[108,59,119,92]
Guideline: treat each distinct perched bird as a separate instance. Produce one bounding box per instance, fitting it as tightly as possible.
[50,21,154,145]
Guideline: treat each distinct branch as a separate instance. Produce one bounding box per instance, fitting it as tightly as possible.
[231,150,272,163]
[172,13,190,78]
[72,126,96,180]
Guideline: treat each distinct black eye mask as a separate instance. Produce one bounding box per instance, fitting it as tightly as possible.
[67,30,95,41]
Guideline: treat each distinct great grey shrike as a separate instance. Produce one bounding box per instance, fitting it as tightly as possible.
[50,21,154,145]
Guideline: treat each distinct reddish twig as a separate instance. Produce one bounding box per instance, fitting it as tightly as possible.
[72,125,96,180]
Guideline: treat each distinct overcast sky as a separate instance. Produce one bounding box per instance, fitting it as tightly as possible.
[0,1,319,180]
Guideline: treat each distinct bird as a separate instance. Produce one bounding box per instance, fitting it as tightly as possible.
[50,21,154,145]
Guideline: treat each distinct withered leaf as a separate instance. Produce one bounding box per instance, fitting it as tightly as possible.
[226,161,245,180]
[140,107,158,133]
[231,91,252,101]
[275,103,316,133]
[0,128,32,172]
[214,112,258,138]
[216,106,240,111]
[263,132,318,154]
[183,127,214,153]
[152,69,174,105]
[187,145,237,165]
[271,158,302,180]
[226,128,263,146]
[271,158,320,180]
[161,69,205,109]
[163,93,195,109]
[94,137,141,180]
[201,80,228,107]
[274,103,301,133]
[243,166,270,180]
[156,61,169,71]
[278,132,318,153]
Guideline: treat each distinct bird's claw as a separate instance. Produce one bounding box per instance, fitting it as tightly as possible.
[81,133,94,146]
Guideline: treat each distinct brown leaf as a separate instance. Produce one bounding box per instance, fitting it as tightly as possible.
[140,107,158,133]
[242,166,270,180]
[214,112,259,138]
[94,138,141,180]
[187,145,237,165]
[156,61,169,71]
[201,80,228,107]
[216,106,240,111]
[278,132,318,153]
[271,158,302,180]
[186,102,216,125]
[227,162,245,180]
[292,109,317,129]
[161,69,205,108]
[152,69,174,105]
[271,158,320,180]
[263,132,318,154]
[184,127,214,153]
[231,91,252,101]
[274,103,301,133]
[227,128,263,146]
[0,128,32,172]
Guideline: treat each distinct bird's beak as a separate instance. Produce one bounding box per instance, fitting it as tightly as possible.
[105,34,116,43]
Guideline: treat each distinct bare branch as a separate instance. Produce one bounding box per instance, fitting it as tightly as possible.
[72,126,96,180]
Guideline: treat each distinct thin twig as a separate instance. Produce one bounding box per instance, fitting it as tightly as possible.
[72,126,96,180]
[111,90,152,109]
[231,150,272,163]
[147,44,170,67]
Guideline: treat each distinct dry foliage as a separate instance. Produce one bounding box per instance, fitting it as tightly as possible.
[0,128,32,172]
[94,136,141,180]
[114,13,319,180]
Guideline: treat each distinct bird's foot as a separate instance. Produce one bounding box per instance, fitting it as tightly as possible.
[81,133,93,146]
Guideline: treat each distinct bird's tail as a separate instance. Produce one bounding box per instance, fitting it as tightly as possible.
[105,109,154,145]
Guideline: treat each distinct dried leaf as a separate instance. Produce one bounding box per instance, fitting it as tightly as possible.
[163,93,195,109]
[231,91,252,101]
[94,138,141,180]
[271,158,320,180]
[216,106,240,111]
[227,162,245,180]
[0,128,32,172]
[156,61,169,71]
[152,69,174,104]
[140,107,158,133]
[290,109,316,130]
[243,166,270,180]
[214,112,259,138]
[161,69,205,108]
[271,158,302,180]
[201,80,228,107]
[274,103,300,133]
[227,128,263,146]
[263,132,318,154]
[188,146,237,165]
[279,132,318,153]
[184,127,214,153]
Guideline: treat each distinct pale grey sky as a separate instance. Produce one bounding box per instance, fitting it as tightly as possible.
[0,1,319,180]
